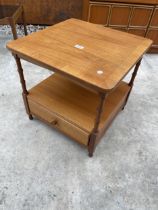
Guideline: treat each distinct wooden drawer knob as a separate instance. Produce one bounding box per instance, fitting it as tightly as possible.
[50,119,58,126]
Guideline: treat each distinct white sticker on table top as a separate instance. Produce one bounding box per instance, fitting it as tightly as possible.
[74,44,84,50]
[97,70,104,75]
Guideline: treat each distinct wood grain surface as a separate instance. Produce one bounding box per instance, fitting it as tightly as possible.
[27,73,130,134]
[7,19,152,92]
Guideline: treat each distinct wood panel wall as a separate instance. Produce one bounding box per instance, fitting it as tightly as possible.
[0,0,83,24]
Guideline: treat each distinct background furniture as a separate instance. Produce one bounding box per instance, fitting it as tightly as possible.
[0,0,82,25]
[83,0,158,53]
[0,4,27,39]
[7,19,152,157]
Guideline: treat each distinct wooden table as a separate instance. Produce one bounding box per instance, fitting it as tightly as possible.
[7,19,152,157]
[0,4,27,40]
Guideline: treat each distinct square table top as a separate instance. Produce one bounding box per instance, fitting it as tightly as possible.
[7,18,152,92]
[0,5,19,19]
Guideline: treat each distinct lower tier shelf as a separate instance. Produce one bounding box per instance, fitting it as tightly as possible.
[27,74,130,146]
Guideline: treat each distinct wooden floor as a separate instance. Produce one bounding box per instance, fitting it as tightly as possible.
[28,74,130,133]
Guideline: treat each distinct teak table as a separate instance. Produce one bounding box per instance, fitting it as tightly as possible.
[7,19,152,157]
[0,4,27,40]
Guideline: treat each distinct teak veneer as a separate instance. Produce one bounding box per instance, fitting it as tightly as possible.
[7,19,152,157]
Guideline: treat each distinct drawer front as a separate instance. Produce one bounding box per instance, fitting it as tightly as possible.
[110,5,131,27]
[88,2,154,27]
[146,29,158,46]
[128,28,146,36]
[88,4,110,25]
[88,4,110,26]
[130,6,153,27]
[28,99,89,146]
[150,7,158,27]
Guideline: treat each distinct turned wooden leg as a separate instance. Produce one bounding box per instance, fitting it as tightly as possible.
[21,7,28,36]
[9,18,18,40]
[88,133,97,157]
[88,92,107,157]
[122,59,142,110]
[14,55,33,120]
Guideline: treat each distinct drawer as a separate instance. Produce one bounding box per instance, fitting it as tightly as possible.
[128,28,146,36]
[146,28,158,45]
[150,7,158,27]
[89,4,110,25]
[130,6,153,27]
[28,99,90,146]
